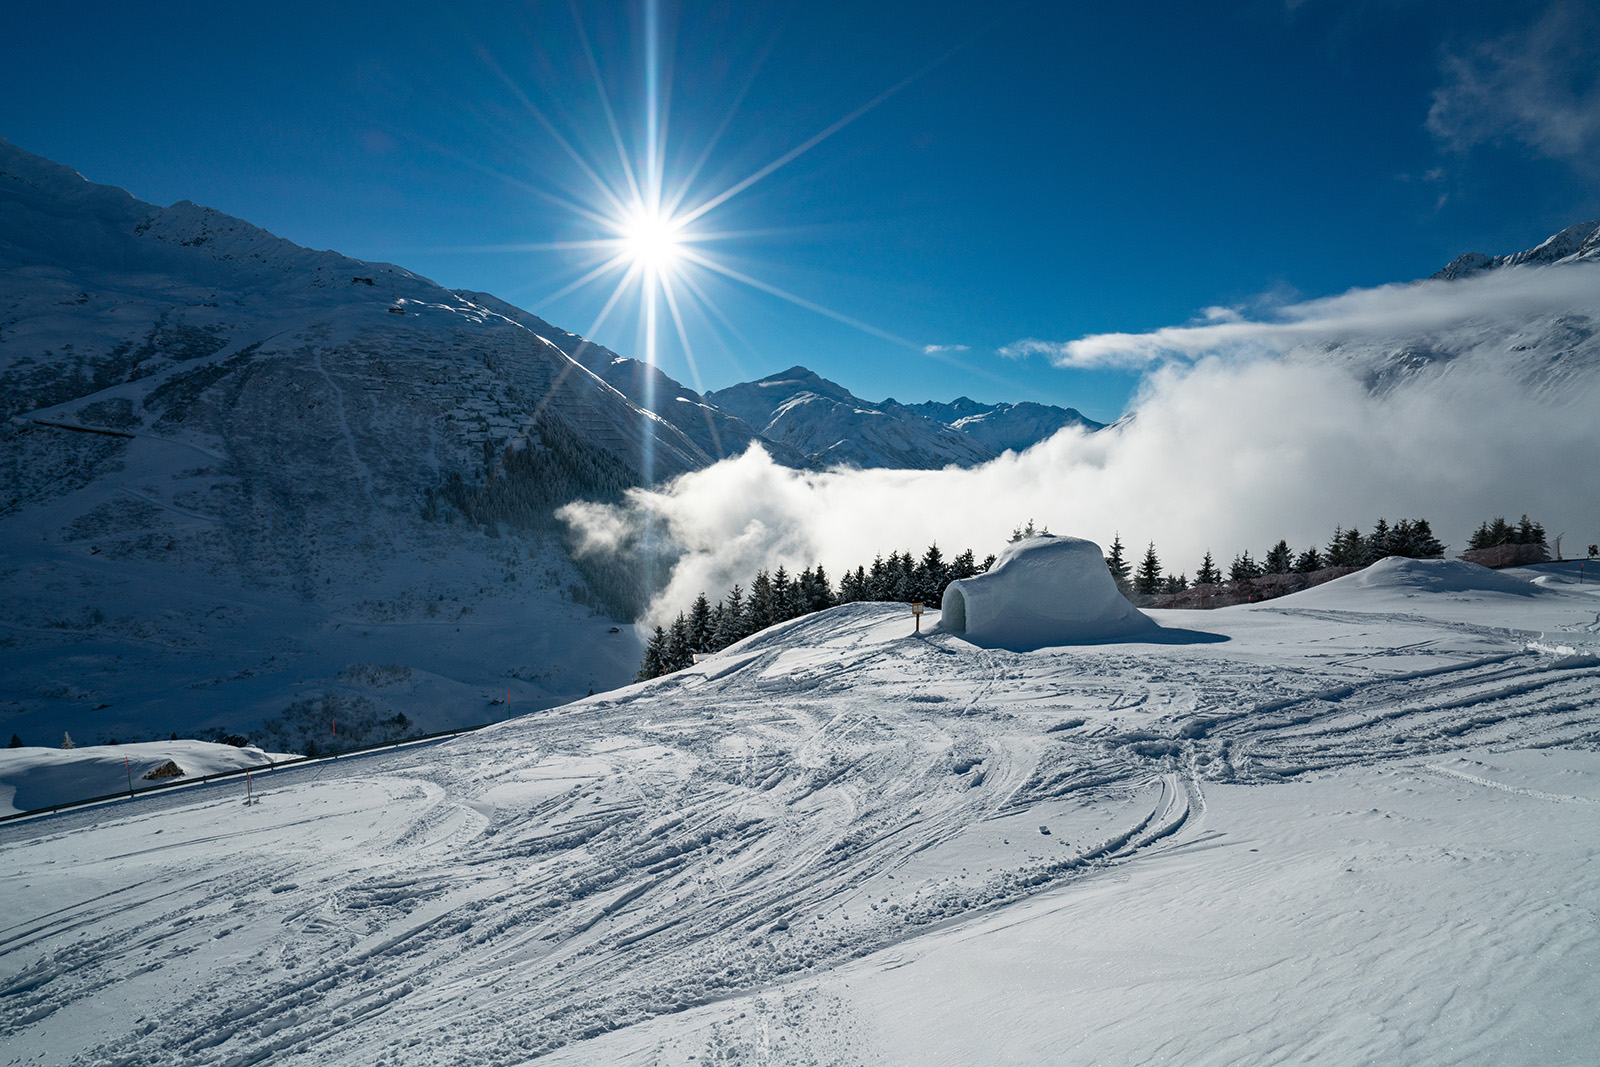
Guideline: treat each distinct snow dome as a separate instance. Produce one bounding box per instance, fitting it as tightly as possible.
[939,535,1155,650]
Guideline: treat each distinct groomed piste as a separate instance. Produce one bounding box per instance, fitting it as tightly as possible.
[939,534,1155,649]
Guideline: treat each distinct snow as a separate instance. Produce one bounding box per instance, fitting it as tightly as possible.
[1,137,661,746]
[0,740,298,816]
[940,534,1155,649]
[3,565,1598,1064]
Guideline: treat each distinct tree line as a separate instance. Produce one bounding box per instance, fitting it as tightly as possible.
[1107,516,1449,597]
[638,542,994,678]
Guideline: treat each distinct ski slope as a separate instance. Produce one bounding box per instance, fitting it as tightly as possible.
[2,560,1598,1065]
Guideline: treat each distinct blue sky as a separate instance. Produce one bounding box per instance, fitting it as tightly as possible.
[4,1,1598,422]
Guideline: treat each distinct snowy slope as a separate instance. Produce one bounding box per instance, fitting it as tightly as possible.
[2,559,1596,1064]
[451,290,808,468]
[706,366,999,469]
[0,137,677,748]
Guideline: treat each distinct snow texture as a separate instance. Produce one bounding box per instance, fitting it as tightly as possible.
[940,534,1155,649]
[8,560,1596,1065]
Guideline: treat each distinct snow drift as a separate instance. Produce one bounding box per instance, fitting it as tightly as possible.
[1300,556,1547,601]
[940,535,1154,650]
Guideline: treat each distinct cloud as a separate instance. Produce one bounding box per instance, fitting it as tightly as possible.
[995,338,1059,360]
[565,263,1600,624]
[1022,262,1600,367]
[1428,3,1600,169]
[922,343,970,354]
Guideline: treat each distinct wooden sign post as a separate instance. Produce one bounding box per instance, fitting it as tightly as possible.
[912,601,925,634]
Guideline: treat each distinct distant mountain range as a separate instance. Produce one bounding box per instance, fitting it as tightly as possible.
[704,367,1103,470]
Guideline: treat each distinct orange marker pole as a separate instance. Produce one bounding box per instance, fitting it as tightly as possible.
[124,755,134,797]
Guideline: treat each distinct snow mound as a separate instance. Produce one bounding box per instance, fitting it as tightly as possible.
[1327,556,1544,597]
[940,535,1154,650]
[0,741,295,816]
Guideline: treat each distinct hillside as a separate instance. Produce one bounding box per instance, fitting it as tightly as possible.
[0,137,686,749]
[2,559,1596,1064]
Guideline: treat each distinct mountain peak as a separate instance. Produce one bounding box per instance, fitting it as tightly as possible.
[1433,220,1600,280]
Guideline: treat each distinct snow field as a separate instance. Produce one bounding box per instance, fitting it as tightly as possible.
[0,562,1597,1065]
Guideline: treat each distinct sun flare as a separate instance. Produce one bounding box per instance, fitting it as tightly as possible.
[618,208,684,271]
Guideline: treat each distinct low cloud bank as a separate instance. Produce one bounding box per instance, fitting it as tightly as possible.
[563,266,1600,623]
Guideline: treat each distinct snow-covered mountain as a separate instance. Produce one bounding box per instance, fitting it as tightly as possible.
[705,366,1009,469]
[904,396,1104,453]
[1297,223,1600,397]
[1431,219,1600,280]
[0,137,696,750]
[449,291,810,469]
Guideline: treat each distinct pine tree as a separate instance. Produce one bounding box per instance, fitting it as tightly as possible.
[771,567,793,620]
[1105,535,1131,591]
[1229,551,1261,583]
[688,593,713,652]
[1293,546,1323,573]
[716,584,747,645]
[980,553,997,572]
[1195,550,1222,586]
[808,564,835,611]
[1365,518,1391,564]
[1326,524,1364,567]
[637,626,667,680]
[664,613,693,672]
[7,733,22,748]
[1410,518,1445,558]
[949,548,977,583]
[1264,539,1293,574]
[1135,542,1164,595]
[1162,573,1188,594]
[60,731,75,750]
[890,554,915,602]
[867,555,890,600]
[748,570,775,631]
[917,542,947,603]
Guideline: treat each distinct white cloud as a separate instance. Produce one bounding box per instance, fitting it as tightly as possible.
[1428,3,1600,169]
[1033,263,1600,367]
[995,338,1059,360]
[565,263,1600,624]
[923,343,970,354]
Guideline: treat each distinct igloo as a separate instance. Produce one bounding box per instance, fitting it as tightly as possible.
[939,534,1155,650]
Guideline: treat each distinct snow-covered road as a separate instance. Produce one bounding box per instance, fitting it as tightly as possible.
[3,560,1598,1065]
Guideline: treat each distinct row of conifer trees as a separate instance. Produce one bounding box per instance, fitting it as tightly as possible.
[1105,517,1449,596]
[637,543,993,678]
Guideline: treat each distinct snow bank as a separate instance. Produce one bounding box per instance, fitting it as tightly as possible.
[0,740,296,816]
[1303,556,1544,600]
[940,535,1154,650]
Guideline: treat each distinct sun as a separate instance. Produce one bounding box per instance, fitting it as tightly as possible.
[618,207,685,271]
